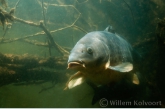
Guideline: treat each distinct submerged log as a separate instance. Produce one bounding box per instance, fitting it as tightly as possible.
[0,52,69,86]
[0,53,68,68]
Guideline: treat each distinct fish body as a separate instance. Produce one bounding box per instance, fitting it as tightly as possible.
[65,27,139,89]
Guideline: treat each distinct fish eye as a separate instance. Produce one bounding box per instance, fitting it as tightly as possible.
[87,47,93,54]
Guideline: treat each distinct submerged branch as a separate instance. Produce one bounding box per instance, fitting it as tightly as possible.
[41,0,46,26]
[39,21,69,56]
[13,16,40,27]
[8,17,69,56]
[22,39,71,51]
[0,32,44,43]
[72,25,88,34]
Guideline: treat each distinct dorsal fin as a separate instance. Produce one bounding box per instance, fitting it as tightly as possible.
[104,25,115,34]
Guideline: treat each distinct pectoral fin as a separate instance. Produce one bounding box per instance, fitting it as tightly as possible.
[68,76,85,89]
[109,62,133,72]
[132,73,139,85]
[64,71,85,90]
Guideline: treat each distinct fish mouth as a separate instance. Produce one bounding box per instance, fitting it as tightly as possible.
[67,61,86,69]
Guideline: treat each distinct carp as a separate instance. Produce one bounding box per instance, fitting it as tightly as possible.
[65,26,139,90]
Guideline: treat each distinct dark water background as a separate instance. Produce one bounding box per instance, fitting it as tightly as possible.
[0,0,165,108]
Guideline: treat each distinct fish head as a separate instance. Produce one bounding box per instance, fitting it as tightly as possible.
[67,36,110,72]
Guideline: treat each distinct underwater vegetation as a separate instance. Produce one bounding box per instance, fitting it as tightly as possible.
[0,0,165,108]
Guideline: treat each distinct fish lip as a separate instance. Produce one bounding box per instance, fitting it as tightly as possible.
[67,61,86,69]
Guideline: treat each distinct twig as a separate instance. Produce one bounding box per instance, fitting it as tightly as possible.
[41,0,46,26]
[73,25,88,34]
[14,0,21,9]
[0,32,44,43]
[39,83,56,93]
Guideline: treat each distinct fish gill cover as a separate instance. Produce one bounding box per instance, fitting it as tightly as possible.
[0,0,165,108]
